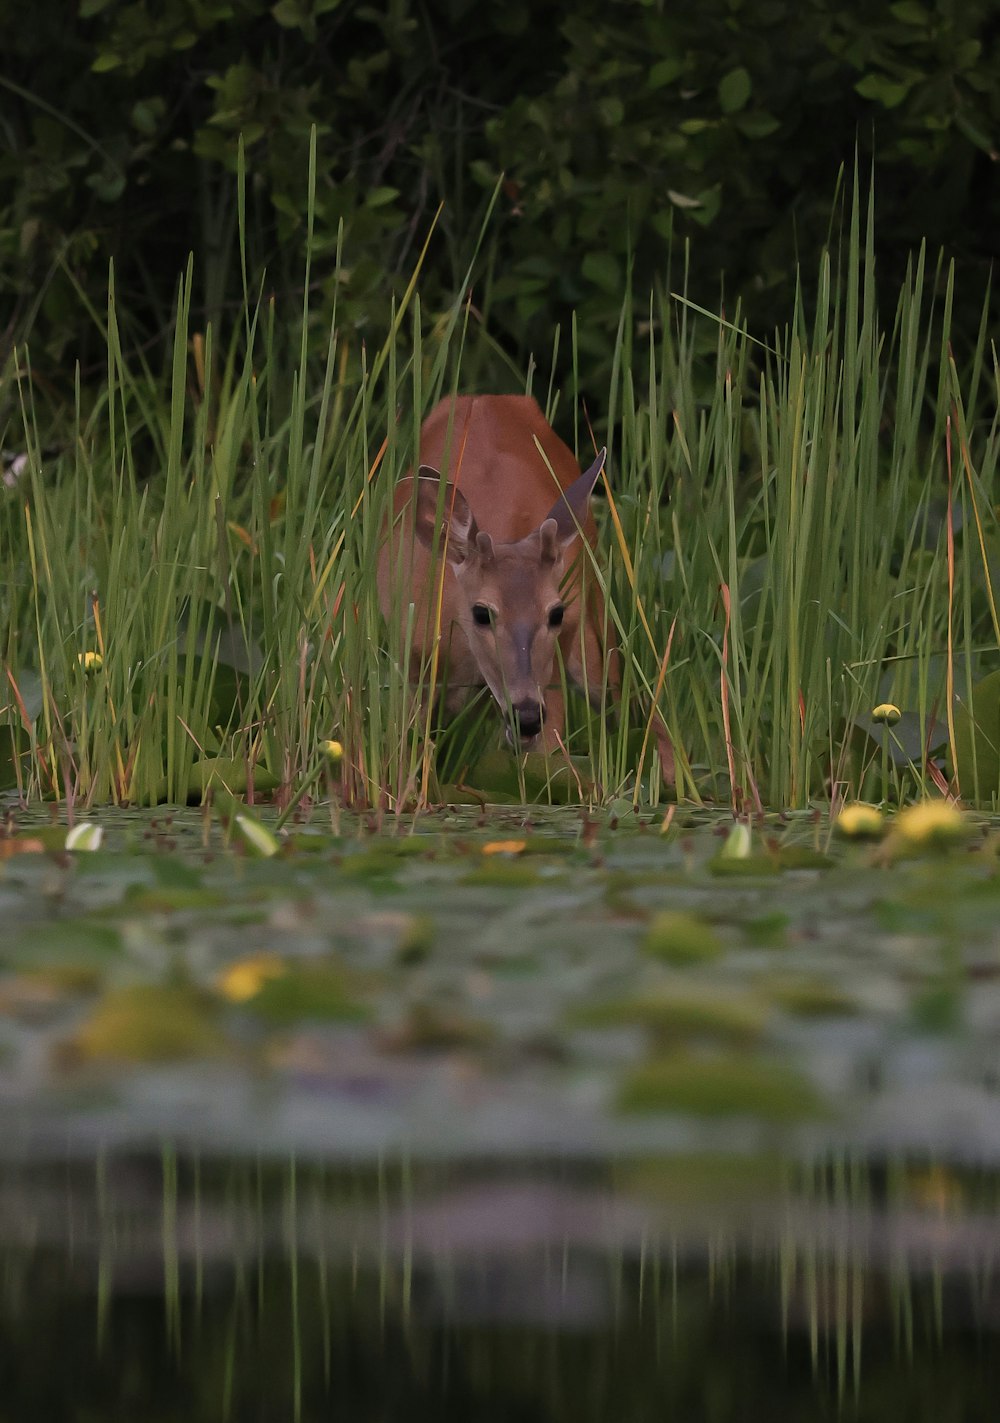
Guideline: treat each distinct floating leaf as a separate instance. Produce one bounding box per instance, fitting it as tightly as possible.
[244,963,369,1024]
[643,911,722,965]
[619,1052,824,1120]
[577,989,766,1045]
[953,669,1000,804]
[68,985,224,1063]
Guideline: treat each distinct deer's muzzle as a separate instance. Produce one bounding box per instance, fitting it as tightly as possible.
[509,699,543,743]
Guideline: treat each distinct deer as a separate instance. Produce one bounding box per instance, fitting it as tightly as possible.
[377,394,619,752]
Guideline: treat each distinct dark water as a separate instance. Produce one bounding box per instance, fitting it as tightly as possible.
[2,1151,998,1420]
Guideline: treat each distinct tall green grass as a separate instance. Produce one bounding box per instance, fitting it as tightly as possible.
[2,165,997,812]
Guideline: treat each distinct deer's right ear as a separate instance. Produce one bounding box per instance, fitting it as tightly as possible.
[412,476,478,565]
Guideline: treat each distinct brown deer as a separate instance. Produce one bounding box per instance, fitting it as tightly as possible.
[377,394,618,751]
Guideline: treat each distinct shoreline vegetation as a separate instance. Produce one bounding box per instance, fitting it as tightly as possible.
[2,162,998,814]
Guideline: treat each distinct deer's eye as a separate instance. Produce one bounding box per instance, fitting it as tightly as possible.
[548,604,565,628]
[472,604,494,627]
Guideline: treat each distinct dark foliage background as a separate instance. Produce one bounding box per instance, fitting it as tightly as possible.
[4,0,999,405]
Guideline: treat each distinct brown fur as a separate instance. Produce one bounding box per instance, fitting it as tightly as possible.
[376,394,619,749]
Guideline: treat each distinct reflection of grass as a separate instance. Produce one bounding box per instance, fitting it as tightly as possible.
[3,170,997,814]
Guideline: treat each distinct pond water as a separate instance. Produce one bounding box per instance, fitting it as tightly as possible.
[1,802,999,1415]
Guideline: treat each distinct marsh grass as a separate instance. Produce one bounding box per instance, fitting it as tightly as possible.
[2,159,998,812]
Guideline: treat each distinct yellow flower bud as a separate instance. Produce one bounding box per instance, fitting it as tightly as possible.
[893,799,968,848]
[835,803,884,839]
[320,739,344,762]
[872,703,901,725]
[78,651,103,673]
[217,954,287,1003]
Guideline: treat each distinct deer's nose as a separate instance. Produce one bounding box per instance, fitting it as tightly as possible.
[512,700,543,741]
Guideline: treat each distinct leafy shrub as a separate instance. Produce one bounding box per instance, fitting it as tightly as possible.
[3,0,999,409]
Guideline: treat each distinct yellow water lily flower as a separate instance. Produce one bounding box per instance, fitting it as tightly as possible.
[893,799,968,847]
[835,803,884,839]
[871,703,901,725]
[320,739,344,762]
[78,651,103,672]
[217,954,287,1003]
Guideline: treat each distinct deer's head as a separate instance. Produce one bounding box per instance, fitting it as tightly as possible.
[412,450,606,745]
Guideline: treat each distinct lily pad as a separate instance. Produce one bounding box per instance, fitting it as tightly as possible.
[643,911,723,965]
[953,669,1000,805]
[765,975,857,1017]
[576,989,767,1045]
[68,984,225,1063]
[618,1052,824,1120]
[467,750,596,805]
[242,963,369,1025]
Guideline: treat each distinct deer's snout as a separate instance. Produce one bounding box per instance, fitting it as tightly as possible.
[509,699,543,743]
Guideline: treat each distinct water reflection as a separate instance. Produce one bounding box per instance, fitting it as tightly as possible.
[1,1151,997,1418]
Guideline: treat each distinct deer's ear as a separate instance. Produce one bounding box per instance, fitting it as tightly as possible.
[543,448,606,543]
[538,518,559,565]
[413,476,478,565]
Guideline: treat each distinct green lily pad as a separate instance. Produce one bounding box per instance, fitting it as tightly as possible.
[742,912,790,947]
[243,964,369,1025]
[953,669,1000,805]
[461,859,546,888]
[467,750,596,804]
[643,911,723,965]
[69,984,224,1063]
[576,989,767,1045]
[156,757,280,805]
[619,1051,824,1120]
[765,975,857,1017]
[3,921,123,969]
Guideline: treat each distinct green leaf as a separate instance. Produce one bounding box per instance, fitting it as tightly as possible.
[718,67,752,115]
[66,822,105,852]
[234,812,281,857]
[91,52,122,73]
[719,823,751,859]
[599,96,624,127]
[366,186,399,208]
[855,74,912,108]
[619,1052,824,1119]
[581,250,621,295]
[736,111,781,139]
[890,1,929,22]
[272,0,306,26]
[648,57,683,90]
[71,985,225,1063]
[131,99,163,136]
[953,669,1000,804]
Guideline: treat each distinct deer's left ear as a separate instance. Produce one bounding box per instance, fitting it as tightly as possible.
[542,448,606,543]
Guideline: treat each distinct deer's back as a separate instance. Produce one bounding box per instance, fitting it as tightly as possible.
[417,395,597,545]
